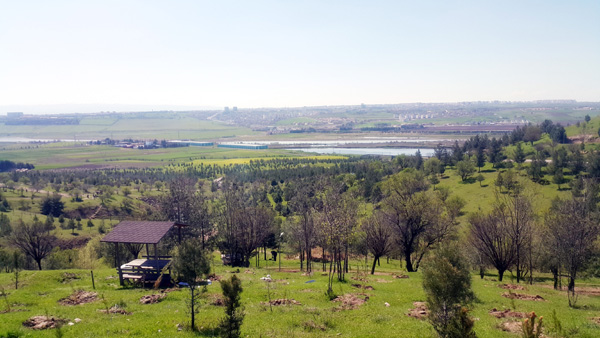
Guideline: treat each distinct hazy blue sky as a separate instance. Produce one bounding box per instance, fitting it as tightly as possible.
[1,0,598,111]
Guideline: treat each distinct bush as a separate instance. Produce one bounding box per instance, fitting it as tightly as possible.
[423,245,476,338]
[219,275,244,338]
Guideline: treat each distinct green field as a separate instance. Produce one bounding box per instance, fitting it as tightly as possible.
[0,144,346,170]
[1,254,599,337]
[0,116,256,141]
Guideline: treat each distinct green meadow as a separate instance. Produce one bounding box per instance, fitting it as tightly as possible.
[1,255,600,337]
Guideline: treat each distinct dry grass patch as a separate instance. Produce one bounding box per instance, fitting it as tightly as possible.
[139,294,166,304]
[407,301,428,319]
[332,294,368,310]
[58,290,98,306]
[501,292,545,301]
[23,316,67,330]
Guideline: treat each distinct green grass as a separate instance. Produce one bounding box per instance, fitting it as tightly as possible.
[1,254,600,337]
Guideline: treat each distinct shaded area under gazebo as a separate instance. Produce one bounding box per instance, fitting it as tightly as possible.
[100,220,187,286]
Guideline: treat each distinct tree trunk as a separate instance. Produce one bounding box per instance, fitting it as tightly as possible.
[190,287,195,330]
[551,268,559,290]
[371,256,379,275]
[568,276,575,292]
[36,259,42,271]
[498,269,505,282]
[405,252,414,272]
[479,266,485,279]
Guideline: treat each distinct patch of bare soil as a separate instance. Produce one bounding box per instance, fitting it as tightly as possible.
[351,283,375,290]
[58,290,98,306]
[262,299,302,306]
[407,302,428,319]
[499,284,525,290]
[207,273,221,281]
[394,274,409,279]
[574,286,600,296]
[376,279,392,283]
[160,287,180,294]
[499,321,522,333]
[139,294,166,304]
[99,305,131,315]
[590,317,600,325]
[23,316,67,330]
[211,296,225,306]
[489,308,528,319]
[244,270,255,274]
[332,294,369,310]
[60,272,80,283]
[501,292,545,301]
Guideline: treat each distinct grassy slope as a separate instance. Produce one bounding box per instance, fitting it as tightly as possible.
[1,256,600,337]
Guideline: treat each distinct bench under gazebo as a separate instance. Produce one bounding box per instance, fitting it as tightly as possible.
[100,220,187,286]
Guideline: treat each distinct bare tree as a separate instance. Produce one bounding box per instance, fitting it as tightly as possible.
[495,189,535,283]
[219,181,274,267]
[287,181,316,272]
[313,182,358,293]
[545,181,600,306]
[469,211,515,281]
[11,221,55,270]
[364,210,394,274]
[382,169,457,272]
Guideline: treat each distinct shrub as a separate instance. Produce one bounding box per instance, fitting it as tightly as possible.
[423,245,476,338]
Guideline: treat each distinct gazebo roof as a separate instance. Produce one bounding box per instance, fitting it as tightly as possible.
[100,221,186,244]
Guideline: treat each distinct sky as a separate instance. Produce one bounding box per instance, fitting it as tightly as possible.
[0,0,599,113]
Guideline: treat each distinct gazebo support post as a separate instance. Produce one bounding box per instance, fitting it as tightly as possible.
[116,242,124,286]
[145,244,150,258]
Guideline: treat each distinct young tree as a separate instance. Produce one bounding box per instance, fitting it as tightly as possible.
[423,245,476,338]
[40,193,64,217]
[172,238,211,330]
[552,169,565,190]
[456,160,476,182]
[0,213,11,237]
[68,218,76,234]
[476,174,484,187]
[11,221,56,270]
[286,181,317,272]
[219,275,244,338]
[476,147,485,173]
[513,142,526,168]
[424,157,443,177]
[364,211,394,274]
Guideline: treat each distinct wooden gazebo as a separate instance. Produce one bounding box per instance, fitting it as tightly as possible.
[100,221,187,286]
